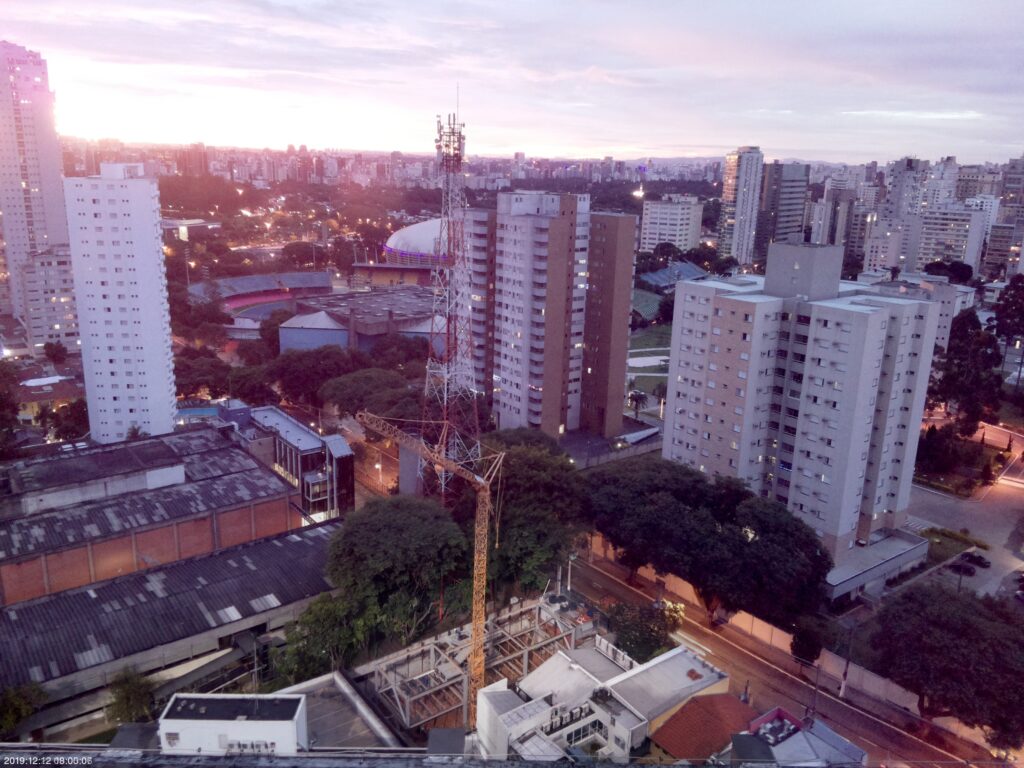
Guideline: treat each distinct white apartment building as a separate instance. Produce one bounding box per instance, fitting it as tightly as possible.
[906,206,987,272]
[490,192,590,435]
[17,245,78,354]
[964,194,1000,236]
[663,242,937,599]
[0,41,68,318]
[639,196,703,252]
[64,163,176,443]
[856,269,975,350]
[719,147,764,265]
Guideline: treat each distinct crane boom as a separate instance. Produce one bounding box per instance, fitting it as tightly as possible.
[355,411,502,727]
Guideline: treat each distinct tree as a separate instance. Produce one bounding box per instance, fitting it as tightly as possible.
[993,274,1024,389]
[586,459,831,624]
[480,442,588,592]
[0,361,22,459]
[930,309,1002,435]
[259,309,294,357]
[194,321,228,351]
[790,616,827,664]
[267,347,369,406]
[125,425,148,441]
[874,584,1024,749]
[627,390,649,419]
[0,684,45,738]
[608,603,682,663]
[274,594,372,683]
[368,334,430,371]
[175,354,231,398]
[229,366,279,405]
[924,260,973,285]
[106,667,155,724]
[236,339,273,366]
[53,399,89,441]
[42,341,68,365]
[326,497,467,645]
[319,368,410,416]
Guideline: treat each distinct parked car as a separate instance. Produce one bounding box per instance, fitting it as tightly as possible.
[947,562,976,577]
[960,551,991,568]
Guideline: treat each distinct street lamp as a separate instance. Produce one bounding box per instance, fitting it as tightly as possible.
[567,553,578,594]
[374,461,383,492]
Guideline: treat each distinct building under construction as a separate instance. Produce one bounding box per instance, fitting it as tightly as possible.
[351,597,593,737]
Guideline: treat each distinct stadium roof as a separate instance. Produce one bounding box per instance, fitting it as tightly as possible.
[384,219,440,258]
[188,271,332,300]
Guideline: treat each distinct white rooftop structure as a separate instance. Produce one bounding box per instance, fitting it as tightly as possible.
[383,218,441,259]
[478,639,728,762]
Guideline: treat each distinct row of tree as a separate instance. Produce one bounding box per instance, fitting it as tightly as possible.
[587,458,832,626]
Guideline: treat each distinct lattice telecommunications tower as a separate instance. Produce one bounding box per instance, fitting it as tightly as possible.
[422,114,481,493]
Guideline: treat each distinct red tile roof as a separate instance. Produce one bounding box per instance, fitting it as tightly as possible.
[651,693,759,761]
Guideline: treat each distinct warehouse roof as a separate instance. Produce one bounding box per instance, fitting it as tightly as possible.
[0,521,339,688]
[0,430,290,563]
[298,286,436,325]
[0,450,288,562]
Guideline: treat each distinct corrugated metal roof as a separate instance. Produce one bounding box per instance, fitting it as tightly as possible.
[0,522,340,688]
[0,447,289,562]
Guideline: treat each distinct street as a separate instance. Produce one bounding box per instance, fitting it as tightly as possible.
[569,559,987,768]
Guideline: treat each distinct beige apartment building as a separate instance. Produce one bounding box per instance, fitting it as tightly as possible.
[662,242,938,599]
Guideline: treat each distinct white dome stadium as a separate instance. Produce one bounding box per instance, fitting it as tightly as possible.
[383,219,442,264]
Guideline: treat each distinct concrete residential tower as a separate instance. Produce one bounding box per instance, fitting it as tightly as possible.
[457,191,636,438]
[662,242,938,599]
[0,41,69,318]
[639,195,703,253]
[64,163,176,443]
[719,146,764,265]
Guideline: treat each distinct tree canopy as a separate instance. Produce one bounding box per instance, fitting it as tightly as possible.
[873,583,1024,749]
[923,260,973,285]
[326,497,467,645]
[106,667,155,724]
[267,346,370,406]
[319,368,412,417]
[928,308,1002,435]
[260,309,294,357]
[586,458,832,624]
[608,603,683,663]
[273,594,374,683]
[0,361,22,459]
[175,351,231,399]
[0,684,45,737]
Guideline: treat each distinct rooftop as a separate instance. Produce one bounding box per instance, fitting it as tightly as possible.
[0,432,290,563]
[279,311,346,331]
[0,521,339,688]
[251,406,324,452]
[188,271,333,301]
[281,673,399,749]
[607,645,726,722]
[162,694,302,722]
[298,286,436,326]
[651,693,758,760]
[384,218,440,258]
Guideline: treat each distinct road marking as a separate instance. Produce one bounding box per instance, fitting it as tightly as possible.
[576,560,971,765]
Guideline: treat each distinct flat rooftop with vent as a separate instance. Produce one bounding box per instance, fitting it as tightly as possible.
[477,637,728,762]
[158,693,308,756]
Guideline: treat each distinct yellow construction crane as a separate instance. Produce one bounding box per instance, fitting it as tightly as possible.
[355,411,504,727]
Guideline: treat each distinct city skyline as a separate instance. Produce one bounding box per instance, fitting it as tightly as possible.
[4,0,1022,163]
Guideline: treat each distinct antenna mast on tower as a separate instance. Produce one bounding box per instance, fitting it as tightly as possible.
[422,114,480,494]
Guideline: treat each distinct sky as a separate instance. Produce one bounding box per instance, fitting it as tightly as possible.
[3,0,1022,163]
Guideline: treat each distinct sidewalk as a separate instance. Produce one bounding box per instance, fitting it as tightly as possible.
[583,555,991,761]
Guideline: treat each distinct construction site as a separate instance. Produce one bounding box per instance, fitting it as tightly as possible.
[350,596,595,737]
